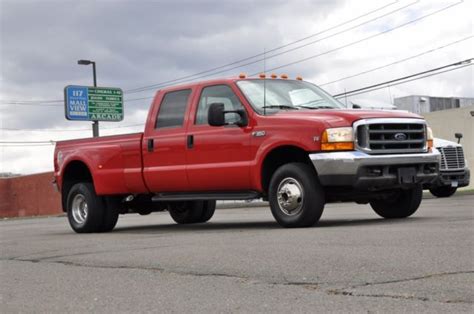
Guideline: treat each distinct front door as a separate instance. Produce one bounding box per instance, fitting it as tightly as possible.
[186,84,252,191]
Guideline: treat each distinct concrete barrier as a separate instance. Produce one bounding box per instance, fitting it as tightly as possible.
[0,172,62,218]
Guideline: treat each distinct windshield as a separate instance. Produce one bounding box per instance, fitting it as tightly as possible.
[236,79,344,113]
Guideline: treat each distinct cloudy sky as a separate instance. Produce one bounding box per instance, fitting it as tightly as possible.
[1,0,473,174]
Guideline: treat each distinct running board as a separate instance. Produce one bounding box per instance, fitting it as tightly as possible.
[152,191,261,201]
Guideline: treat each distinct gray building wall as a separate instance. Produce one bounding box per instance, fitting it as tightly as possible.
[394,95,474,114]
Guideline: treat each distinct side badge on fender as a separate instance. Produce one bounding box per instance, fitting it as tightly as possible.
[252,131,266,137]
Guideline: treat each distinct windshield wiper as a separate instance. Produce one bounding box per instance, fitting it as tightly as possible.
[314,105,336,109]
[295,104,335,110]
[262,105,299,110]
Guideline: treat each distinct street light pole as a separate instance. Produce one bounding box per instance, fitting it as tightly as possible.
[78,59,99,137]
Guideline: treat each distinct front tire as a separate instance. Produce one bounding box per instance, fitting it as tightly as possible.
[370,185,422,219]
[429,186,457,198]
[269,163,325,228]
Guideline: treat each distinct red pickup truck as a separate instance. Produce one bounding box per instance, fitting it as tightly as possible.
[54,76,440,233]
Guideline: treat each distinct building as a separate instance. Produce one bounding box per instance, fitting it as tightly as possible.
[394,95,474,114]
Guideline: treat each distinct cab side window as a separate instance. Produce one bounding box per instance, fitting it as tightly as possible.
[155,89,191,129]
[195,85,244,125]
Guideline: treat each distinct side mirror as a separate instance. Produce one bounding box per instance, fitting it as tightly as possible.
[455,133,463,144]
[352,104,361,109]
[208,103,226,126]
[208,103,248,127]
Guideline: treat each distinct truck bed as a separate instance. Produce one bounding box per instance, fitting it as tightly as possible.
[55,133,147,195]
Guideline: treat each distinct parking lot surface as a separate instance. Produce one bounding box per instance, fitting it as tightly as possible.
[1,195,473,313]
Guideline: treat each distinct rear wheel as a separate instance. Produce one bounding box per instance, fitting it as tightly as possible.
[197,201,216,223]
[370,185,422,219]
[100,197,120,232]
[269,162,325,228]
[168,201,204,224]
[429,186,457,198]
[67,183,105,233]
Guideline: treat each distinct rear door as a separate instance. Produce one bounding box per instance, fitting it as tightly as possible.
[186,84,252,191]
[142,89,194,192]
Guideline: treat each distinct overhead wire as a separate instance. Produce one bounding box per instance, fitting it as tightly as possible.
[333,59,473,98]
[125,0,416,94]
[319,35,473,86]
[0,1,411,104]
[254,1,463,74]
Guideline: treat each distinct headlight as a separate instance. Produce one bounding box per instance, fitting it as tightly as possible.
[321,127,354,151]
[427,126,433,148]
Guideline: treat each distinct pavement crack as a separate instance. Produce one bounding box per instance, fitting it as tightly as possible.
[350,270,474,288]
[325,271,474,305]
[10,257,251,282]
[8,257,325,289]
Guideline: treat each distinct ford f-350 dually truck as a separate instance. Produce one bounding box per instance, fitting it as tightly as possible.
[54,76,440,233]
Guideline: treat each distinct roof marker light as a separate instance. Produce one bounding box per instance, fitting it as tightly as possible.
[270,73,277,79]
[259,73,266,79]
[280,74,288,79]
[296,76,303,81]
[239,73,246,79]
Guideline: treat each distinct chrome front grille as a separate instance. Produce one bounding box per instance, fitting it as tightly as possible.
[438,146,465,170]
[355,119,427,155]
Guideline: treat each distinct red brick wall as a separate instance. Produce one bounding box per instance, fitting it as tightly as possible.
[0,172,62,218]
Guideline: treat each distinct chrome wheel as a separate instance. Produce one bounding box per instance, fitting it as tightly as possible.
[277,177,304,216]
[71,194,88,224]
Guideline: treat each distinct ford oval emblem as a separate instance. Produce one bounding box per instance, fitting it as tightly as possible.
[394,133,407,141]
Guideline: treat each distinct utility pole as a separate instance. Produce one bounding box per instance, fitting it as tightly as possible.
[78,59,99,137]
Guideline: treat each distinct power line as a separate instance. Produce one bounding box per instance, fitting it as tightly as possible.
[2,60,471,139]
[335,63,473,98]
[1,123,144,132]
[0,95,153,107]
[125,0,415,94]
[0,1,407,104]
[333,59,473,98]
[0,144,55,147]
[116,0,461,90]
[0,141,56,144]
[0,1,464,108]
[320,35,473,86]
[257,1,463,74]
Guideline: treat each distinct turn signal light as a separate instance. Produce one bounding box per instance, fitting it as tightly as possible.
[427,139,433,148]
[321,142,354,151]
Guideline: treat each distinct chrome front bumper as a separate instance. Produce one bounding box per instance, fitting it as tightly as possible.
[309,150,441,189]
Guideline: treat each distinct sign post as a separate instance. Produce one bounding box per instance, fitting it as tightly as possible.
[64,86,124,128]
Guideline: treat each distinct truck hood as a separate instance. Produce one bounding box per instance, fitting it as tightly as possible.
[433,137,462,148]
[271,108,423,127]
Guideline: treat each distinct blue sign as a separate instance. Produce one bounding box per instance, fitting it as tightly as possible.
[65,86,89,120]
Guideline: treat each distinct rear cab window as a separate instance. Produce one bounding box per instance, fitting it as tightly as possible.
[155,89,192,129]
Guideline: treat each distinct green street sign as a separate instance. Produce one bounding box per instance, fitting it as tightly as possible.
[65,85,124,121]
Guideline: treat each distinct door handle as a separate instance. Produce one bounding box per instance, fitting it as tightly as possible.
[147,139,154,152]
[187,135,194,149]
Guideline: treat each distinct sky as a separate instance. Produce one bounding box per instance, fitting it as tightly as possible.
[0,0,473,174]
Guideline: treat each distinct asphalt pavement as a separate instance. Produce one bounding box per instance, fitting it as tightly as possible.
[1,195,473,313]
